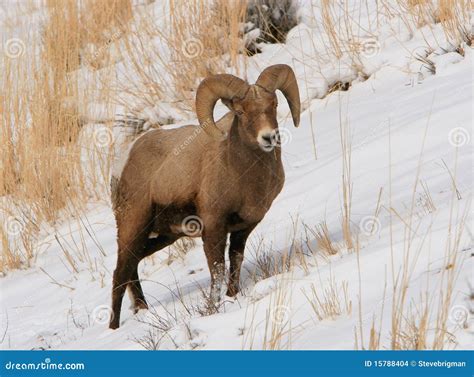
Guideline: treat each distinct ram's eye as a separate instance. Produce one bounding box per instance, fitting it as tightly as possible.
[235,109,244,116]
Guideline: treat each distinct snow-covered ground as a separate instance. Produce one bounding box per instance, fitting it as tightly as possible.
[1,1,472,350]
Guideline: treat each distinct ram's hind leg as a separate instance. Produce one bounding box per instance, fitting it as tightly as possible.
[128,268,148,313]
[110,203,153,329]
[111,253,140,328]
[127,235,180,313]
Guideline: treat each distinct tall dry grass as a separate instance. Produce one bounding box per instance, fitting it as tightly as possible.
[316,0,471,80]
[355,119,469,350]
[395,0,472,46]
[338,99,354,250]
[117,0,248,116]
[388,157,469,350]
[0,0,129,272]
[303,276,352,321]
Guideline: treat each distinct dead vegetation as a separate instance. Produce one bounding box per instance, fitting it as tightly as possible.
[305,221,339,256]
[117,0,248,115]
[244,0,298,54]
[303,277,352,321]
[1,1,125,272]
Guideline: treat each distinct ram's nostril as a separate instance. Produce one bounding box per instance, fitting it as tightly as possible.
[261,133,273,144]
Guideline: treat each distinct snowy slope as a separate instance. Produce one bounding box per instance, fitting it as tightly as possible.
[1,1,472,350]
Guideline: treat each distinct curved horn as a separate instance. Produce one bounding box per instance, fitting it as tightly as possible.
[256,64,300,127]
[196,74,249,139]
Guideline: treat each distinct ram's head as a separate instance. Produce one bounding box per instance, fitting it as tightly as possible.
[196,64,300,151]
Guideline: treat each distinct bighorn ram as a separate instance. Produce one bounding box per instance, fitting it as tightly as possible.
[109,64,300,329]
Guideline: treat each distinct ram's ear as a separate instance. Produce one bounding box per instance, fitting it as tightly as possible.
[221,98,234,111]
[222,98,245,116]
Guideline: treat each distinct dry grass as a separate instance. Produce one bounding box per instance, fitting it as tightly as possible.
[0,1,126,272]
[163,237,196,265]
[338,99,354,250]
[354,114,469,350]
[388,123,466,351]
[245,228,312,285]
[117,0,248,115]
[303,276,352,321]
[245,237,293,283]
[313,0,471,85]
[241,276,294,350]
[353,236,388,350]
[262,279,293,350]
[45,0,132,70]
[307,221,339,256]
[394,0,472,46]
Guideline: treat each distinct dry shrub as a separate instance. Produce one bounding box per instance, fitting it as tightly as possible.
[244,0,298,54]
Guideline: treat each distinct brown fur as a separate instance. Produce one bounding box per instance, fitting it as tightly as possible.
[109,83,293,329]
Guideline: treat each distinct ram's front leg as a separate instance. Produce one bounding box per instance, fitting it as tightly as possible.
[227,224,257,297]
[202,220,227,304]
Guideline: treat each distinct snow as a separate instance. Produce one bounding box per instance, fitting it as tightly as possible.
[1,1,472,350]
